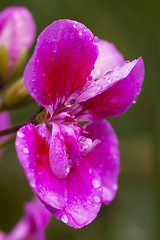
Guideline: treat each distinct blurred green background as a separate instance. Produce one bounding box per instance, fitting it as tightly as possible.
[0,0,160,239]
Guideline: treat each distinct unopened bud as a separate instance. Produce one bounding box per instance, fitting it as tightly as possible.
[0,78,34,111]
[0,7,36,87]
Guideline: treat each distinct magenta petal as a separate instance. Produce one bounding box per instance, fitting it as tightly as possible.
[91,40,124,79]
[24,20,98,114]
[15,123,67,210]
[74,57,144,121]
[47,157,102,228]
[49,123,81,179]
[83,120,120,204]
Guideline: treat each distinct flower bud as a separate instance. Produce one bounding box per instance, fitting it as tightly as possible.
[0,78,34,111]
[0,6,36,87]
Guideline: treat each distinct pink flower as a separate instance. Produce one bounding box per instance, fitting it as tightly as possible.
[16,20,144,228]
[0,98,10,158]
[0,6,36,79]
[0,197,51,240]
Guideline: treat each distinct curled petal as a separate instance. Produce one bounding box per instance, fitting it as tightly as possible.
[73,57,144,121]
[49,123,81,179]
[24,19,98,114]
[91,39,124,79]
[83,120,120,204]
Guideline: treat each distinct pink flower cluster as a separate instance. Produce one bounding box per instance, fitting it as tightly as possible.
[15,20,144,228]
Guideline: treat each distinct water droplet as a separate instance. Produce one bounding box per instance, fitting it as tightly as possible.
[79,30,83,36]
[97,85,102,91]
[87,76,92,81]
[94,195,101,203]
[66,167,70,173]
[133,100,136,104]
[113,184,118,190]
[23,147,29,153]
[30,180,36,188]
[109,96,119,104]
[42,71,46,77]
[94,36,99,44]
[17,131,24,138]
[89,169,92,174]
[92,178,101,188]
[61,214,68,223]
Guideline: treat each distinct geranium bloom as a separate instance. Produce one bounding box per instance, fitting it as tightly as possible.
[16,20,144,228]
[0,197,51,240]
[0,6,36,81]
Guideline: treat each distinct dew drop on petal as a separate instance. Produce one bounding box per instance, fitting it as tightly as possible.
[92,178,101,188]
[66,167,70,173]
[61,214,68,223]
[113,184,118,190]
[89,169,92,174]
[30,179,36,188]
[17,131,24,138]
[87,76,92,81]
[23,147,29,153]
[109,96,119,104]
[93,36,99,44]
[94,195,101,203]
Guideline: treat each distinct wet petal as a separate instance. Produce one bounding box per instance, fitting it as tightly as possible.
[74,57,144,121]
[15,123,67,210]
[83,120,120,204]
[49,123,81,179]
[47,157,102,228]
[24,20,98,114]
[91,40,124,79]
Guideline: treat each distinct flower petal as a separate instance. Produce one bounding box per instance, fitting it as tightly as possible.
[24,20,98,114]
[47,157,102,228]
[16,123,103,228]
[73,57,144,121]
[91,40,124,79]
[83,120,120,204]
[49,123,81,179]
[15,123,67,210]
